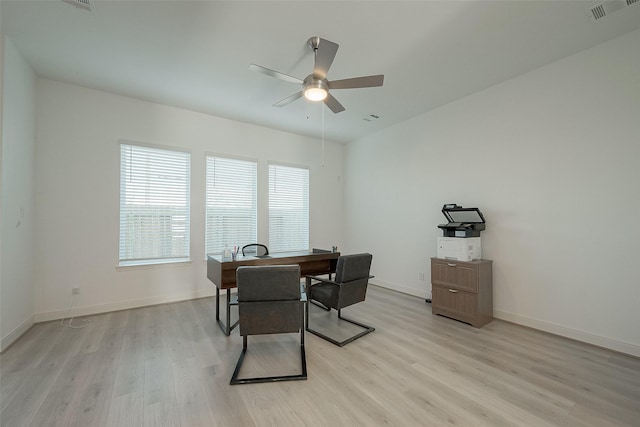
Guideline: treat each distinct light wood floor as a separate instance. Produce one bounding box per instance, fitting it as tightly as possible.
[1,286,639,427]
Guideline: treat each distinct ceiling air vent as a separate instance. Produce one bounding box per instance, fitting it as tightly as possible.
[588,0,638,21]
[62,0,91,11]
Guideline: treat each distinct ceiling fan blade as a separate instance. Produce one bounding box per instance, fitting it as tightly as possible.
[249,64,303,84]
[273,91,304,107]
[324,93,345,114]
[312,37,339,79]
[328,75,384,90]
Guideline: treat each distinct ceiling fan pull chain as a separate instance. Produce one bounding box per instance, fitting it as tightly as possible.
[322,104,325,168]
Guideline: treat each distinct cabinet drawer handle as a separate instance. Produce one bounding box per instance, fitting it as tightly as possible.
[447,263,457,267]
[448,289,458,293]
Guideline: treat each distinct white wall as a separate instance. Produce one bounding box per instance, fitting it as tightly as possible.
[34,79,343,321]
[344,29,640,356]
[1,37,37,351]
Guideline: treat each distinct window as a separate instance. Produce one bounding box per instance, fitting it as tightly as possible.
[268,163,309,253]
[119,143,191,266]
[206,156,257,255]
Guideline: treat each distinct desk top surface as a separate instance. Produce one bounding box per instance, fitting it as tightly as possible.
[207,250,339,264]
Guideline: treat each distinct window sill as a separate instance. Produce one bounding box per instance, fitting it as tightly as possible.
[116,259,192,271]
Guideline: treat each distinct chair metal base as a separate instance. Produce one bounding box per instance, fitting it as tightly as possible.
[230,336,307,385]
[306,307,375,347]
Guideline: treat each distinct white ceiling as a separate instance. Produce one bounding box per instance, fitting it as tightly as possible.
[2,0,639,143]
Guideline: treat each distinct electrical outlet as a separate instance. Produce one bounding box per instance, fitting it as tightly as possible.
[419,272,425,281]
[72,287,80,295]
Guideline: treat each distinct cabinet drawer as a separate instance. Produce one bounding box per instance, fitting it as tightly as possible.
[431,260,478,293]
[432,285,477,323]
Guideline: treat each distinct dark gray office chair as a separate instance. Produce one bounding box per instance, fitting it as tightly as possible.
[305,253,374,347]
[230,265,307,385]
[242,243,269,256]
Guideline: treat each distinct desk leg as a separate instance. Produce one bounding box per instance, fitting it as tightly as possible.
[305,299,309,332]
[216,288,238,336]
[301,302,306,346]
[216,287,220,323]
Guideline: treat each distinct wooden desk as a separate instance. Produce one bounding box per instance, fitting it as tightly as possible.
[207,250,340,335]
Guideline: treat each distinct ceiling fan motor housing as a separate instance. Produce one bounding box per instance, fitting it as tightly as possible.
[303,75,328,92]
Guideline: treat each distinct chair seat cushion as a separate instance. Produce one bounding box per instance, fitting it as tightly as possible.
[310,283,338,308]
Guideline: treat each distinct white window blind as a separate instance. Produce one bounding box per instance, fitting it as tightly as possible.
[268,163,309,253]
[119,144,191,266]
[206,156,257,255]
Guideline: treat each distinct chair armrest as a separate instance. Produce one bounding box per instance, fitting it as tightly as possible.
[305,275,339,286]
[307,275,373,284]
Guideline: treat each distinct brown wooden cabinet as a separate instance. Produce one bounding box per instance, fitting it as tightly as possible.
[430,257,493,328]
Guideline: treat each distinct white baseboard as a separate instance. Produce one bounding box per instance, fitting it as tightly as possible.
[370,278,429,300]
[35,289,216,323]
[371,281,639,357]
[1,315,35,353]
[493,309,640,358]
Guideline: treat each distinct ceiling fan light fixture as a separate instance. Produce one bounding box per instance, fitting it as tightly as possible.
[303,76,328,102]
[304,86,328,101]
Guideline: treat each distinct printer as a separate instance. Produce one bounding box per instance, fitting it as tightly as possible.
[437,204,486,238]
[436,204,486,261]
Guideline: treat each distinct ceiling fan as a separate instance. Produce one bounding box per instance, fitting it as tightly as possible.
[249,36,384,113]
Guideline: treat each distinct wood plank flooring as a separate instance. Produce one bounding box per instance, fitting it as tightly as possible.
[1,285,639,426]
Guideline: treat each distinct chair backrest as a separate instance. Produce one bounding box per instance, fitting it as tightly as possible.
[334,253,373,309]
[236,265,301,336]
[335,253,372,283]
[242,243,269,256]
